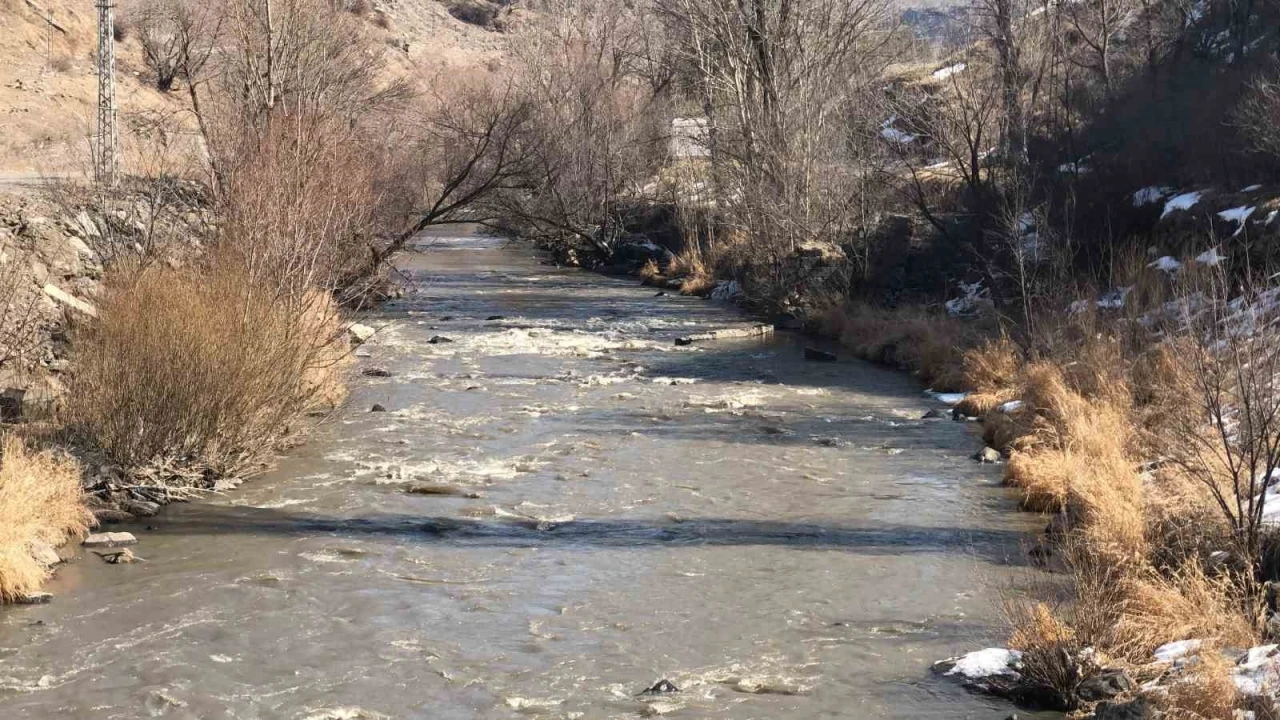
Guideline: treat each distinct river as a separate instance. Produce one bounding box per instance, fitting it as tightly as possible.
[0,230,1044,719]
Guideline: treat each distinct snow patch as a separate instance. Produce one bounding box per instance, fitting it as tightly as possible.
[1154,639,1202,663]
[932,63,967,80]
[1196,247,1227,266]
[1218,205,1256,237]
[926,390,969,406]
[1161,191,1203,219]
[1242,184,1263,193]
[943,648,1022,679]
[1148,256,1182,272]
[880,116,916,144]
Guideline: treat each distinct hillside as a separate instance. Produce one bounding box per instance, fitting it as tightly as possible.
[0,0,514,176]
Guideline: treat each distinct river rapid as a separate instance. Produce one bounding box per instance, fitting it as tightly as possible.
[0,230,1045,719]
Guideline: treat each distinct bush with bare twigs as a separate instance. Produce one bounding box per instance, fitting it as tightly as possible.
[65,261,347,484]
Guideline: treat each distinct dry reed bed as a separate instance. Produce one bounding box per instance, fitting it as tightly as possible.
[0,436,94,602]
[821,297,1276,715]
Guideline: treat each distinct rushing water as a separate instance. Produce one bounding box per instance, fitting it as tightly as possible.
[0,230,1045,719]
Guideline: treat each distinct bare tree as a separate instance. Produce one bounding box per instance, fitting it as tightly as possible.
[655,0,896,305]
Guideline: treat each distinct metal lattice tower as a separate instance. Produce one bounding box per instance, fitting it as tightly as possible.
[94,0,118,187]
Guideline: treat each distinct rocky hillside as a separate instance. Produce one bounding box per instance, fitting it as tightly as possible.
[0,0,517,175]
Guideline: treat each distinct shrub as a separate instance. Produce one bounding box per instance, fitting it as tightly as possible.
[65,261,348,482]
[0,435,92,602]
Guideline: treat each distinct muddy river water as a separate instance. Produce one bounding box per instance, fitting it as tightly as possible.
[0,231,1045,719]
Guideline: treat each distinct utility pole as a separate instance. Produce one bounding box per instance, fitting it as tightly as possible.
[95,0,119,187]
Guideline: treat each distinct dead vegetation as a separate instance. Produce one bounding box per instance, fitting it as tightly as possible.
[0,435,92,602]
[65,259,347,485]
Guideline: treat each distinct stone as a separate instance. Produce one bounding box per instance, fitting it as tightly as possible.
[654,291,667,297]
[1077,669,1132,703]
[29,541,61,568]
[922,409,947,419]
[94,548,138,564]
[427,336,454,344]
[42,283,97,317]
[974,447,1002,463]
[370,403,387,412]
[92,508,134,524]
[1092,698,1153,720]
[485,315,506,321]
[803,347,838,362]
[122,500,161,518]
[405,483,483,499]
[82,531,138,548]
[361,367,393,378]
[347,323,376,344]
[15,591,53,605]
[638,679,680,695]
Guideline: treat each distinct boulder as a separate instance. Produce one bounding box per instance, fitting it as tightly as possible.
[361,367,393,378]
[1091,698,1152,720]
[42,283,97,317]
[29,541,61,568]
[427,335,454,344]
[1076,669,1132,703]
[370,403,387,412]
[347,323,376,344]
[922,409,947,419]
[121,499,161,518]
[974,447,1002,464]
[14,591,53,605]
[82,531,138,548]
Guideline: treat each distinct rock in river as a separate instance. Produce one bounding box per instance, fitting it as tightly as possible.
[361,367,393,378]
[427,335,454,344]
[370,403,387,413]
[82,531,138,548]
[803,347,838,362]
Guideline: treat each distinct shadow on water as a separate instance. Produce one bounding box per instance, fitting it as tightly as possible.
[149,504,1030,562]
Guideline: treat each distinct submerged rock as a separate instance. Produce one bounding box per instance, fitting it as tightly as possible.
[404,483,483,499]
[361,367,393,378]
[803,347,837,362]
[15,591,53,604]
[427,335,454,344]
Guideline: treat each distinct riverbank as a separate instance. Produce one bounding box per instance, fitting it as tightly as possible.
[0,229,1038,718]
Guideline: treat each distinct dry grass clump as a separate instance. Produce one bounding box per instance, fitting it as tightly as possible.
[0,435,93,602]
[1159,647,1239,720]
[1116,561,1257,662]
[957,334,1023,415]
[816,303,976,390]
[66,261,348,482]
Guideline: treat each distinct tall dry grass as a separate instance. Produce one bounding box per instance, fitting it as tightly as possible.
[0,435,93,602]
[65,260,348,482]
[814,303,978,390]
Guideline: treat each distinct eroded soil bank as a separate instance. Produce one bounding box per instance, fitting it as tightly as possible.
[0,230,1044,719]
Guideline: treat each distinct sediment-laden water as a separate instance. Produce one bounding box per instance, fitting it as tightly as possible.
[0,230,1044,719]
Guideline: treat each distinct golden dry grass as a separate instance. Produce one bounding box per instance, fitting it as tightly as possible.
[0,435,93,602]
[814,303,975,390]
[66,261,349,481]
[1160,646,1239,720]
